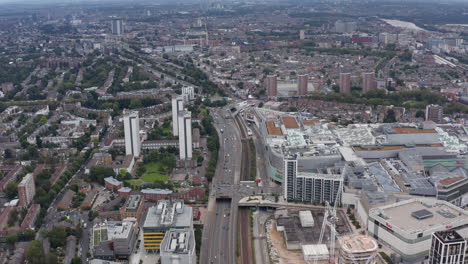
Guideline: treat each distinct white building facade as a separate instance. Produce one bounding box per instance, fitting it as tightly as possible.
[178,111,193,160]
[123,111,141,157]
[172,97,184,136]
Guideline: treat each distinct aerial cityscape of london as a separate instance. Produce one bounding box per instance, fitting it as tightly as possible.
[0,0,468,264]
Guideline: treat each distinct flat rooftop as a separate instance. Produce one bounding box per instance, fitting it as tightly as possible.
[104,176,122,186]
[339,235,378,253]
[143,200,192,229]
[282,116,299,129]
[374,199,468,233]
[434,230,465,243]
[354,144,443,151]
[161,229,194,255]
[438,176,466,186]
[125,195,142,210]
[266,120,282,136]
[392,128,437,134]
[302,119,320,126]
[107,221,134,239]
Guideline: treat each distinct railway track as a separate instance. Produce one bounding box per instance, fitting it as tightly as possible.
[235,114,255,264]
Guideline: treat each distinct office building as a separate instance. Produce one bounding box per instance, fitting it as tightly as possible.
[182,86,195,101]
[435,176,468,207]
[429,230,466,264]
[160,228,197,264]
[178,111,193,160]
[171,97,184,136]
[92,220,138,260]
[265,75,278,97]
[120,195,144,220]
[18,173,35,207]
[338,235,378,264]
[297,74,308,96]
[111,18,124,35]
[426,104,444,123]
[362,72,376,93]
[367,199,468,262]
[284,157,342,204]
[340,73,351,93]
[123,111,141,157]
[142,200,193,252]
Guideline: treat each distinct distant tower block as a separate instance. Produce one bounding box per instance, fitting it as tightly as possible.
[339,73,351,93]
[297,74,308,96]
[265,75,278,98]
[425,104,443,123]
[172,97,184,136]
[18,173,35,207]
[299,30,305,40]
[111,18,124,35]
[124,110,141,157]
[362,72,376,93]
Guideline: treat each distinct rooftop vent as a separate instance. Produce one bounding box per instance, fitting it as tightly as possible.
[411,209,433,220]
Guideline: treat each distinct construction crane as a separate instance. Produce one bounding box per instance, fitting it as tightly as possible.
[314,166,346,264]
[312,165,377,264]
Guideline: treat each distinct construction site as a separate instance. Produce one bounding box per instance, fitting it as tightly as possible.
[267,205,383,264]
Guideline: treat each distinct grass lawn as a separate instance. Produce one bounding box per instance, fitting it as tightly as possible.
[126,179,144,188]
[141,162,169,183]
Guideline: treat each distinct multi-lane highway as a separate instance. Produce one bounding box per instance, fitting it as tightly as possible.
[201,104,279,264]
[200,107,242,264]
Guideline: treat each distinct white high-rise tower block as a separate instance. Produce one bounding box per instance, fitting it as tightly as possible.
[178,111,193,160]
[124,110,141,157]
[172,97,184,136]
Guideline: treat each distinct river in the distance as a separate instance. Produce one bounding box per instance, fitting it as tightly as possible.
[381,19,426,31]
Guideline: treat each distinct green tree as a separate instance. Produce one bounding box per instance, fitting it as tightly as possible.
[383,109,397,123]
[18,229,36,241]
[5,233,17,244]
[47,227,67,248]
[71,257,82,264]
[4,181,18,199]
[129,98,143,109]
[197,155,204,164]
[8,208,18,226]
[40,116,47,125]
[4,149,13,159]
[47,253,58,264]
[89,166,116,184]
[415,110,425,118]
[25,240,46,264]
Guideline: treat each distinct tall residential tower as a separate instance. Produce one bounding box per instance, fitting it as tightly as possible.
[172,97,184,136]
[18,173,35,207]
[297,74,308,96]
[178,111,193,160]
[124,110,141,157]
[111,18,124,35]
[339,73,351,93]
